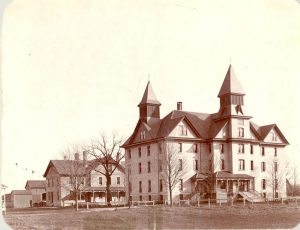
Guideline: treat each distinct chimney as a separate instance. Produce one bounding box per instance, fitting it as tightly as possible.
[75,153,79,161]
[83,151,87,161]
[63,155,67,160]
[116,152,120,162]
[177,102,182,111]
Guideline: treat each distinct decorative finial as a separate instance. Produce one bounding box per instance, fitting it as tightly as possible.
[147,73,150,82]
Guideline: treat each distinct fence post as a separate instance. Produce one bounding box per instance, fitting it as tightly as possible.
[243,198,245,206]
[208,198,211,208]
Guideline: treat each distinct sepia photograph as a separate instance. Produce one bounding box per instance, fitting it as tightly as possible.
[1,0,300,229]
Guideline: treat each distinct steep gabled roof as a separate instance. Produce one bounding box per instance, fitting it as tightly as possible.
[259,124,275,140]
[138,81,161,106]
[218,65,245,97]
[25,180,46,189]
[209,120,228,139]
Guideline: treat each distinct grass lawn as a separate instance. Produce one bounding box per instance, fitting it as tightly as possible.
[3,204,300,229]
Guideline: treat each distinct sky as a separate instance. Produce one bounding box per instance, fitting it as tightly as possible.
[1,0,300,192]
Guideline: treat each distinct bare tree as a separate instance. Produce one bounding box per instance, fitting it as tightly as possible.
[87,133,124,206]
[161,142,187,207]
[286,161,299,196]
[267,157,284,200]
[59,145,90,211]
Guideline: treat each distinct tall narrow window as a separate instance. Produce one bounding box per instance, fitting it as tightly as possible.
[139,163,142,174]
[139,195,142,201]
[138,147,142,157]
[128,149,131,159]
[99,177,102,185]
[238,127,244,137]
[149,195,152,201]
[275,179,278,190]
[179,159,183,171]
[274,148,277,157]
[220,144,224,153]
[251,160,254,171]
[193,144,198,153]
[238,159,245,170]
[180,125,187,136]
[221,159,225,170]
[140,131,146,140]
[238,144,244,153]
[274,162,278,172]
[148,180,151,192]
[147,146,151,156]
[179,179,183,191]
[179,143,183,152]
[117,177,120,185]
[139,181,142,193]
[261,147,265,156]
[262,179,266,190]
[250,145,253,154]
[148,161,151,173]
[160,179,163,192]
[261,162,266,172]
[194,160,199,171]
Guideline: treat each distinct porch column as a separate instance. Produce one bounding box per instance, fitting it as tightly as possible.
[117,190,119,200]
[105,190,107,205]
[92,191,95,202]
[226,180,229,193]
[79,191,81,200]
[237,179,240,192]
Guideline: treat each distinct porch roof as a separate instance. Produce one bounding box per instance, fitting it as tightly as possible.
[191,173,208,180]
[215,171,254,179]
[82,186,125,192]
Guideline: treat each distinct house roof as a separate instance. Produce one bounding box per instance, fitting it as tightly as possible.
[11,190,32,195]
[138,81,161,106]
[218,65,245,97]
[25,180,46,189]
[43,157,125,177]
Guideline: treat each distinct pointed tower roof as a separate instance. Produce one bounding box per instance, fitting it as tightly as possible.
[138,81,161,106]
[218,65,245,97]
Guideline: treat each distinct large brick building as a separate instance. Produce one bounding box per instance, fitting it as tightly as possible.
[122,65,289,203]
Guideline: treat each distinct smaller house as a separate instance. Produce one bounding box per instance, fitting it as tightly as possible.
[10,190,32,208]
[25,180,46,206]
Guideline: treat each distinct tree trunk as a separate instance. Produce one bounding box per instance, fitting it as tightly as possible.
[75,191,79,211]
[169,185,173,208]
[106,175,112,206]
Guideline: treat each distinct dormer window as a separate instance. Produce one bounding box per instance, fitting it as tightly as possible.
[140,131,146,140]
[179,125,187,136]
[272,132,277,141]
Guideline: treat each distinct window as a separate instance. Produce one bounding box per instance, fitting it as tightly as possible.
[147,146,151,156]
[179,143,183,152]
[148,161,151,173]
[221,159,225,170]
[128,149,131,159]
[220,144,224,153]
[117,177,120,185]
[193,144,198,153]
[139,163,142,174]
[149,195,152,201]
[261,162,266,172]
[179,159,183,171]
[274,162,278,172]
[261,147,265,156]
[159,143,162,154]
[179,179,183,191]
[180,125,187,136]
[140,131,146,140]
[138,147,142,157]
[238,128,244,137]
[148,180,151,192]
[262,179,266,190]
[220,180,226,189]
[251,160,254,171]
[238,144,244,153]
[159,160,162,172]
[139,181,142,193]
[139,196,142,201]
[275,179,278,190]
[272,132,277,141]
[194,160,198,171]
[159,179,163,192]
[274,148,277,157]
[238,159,245,170]
[57,191,60,200]
[250,145,253,154]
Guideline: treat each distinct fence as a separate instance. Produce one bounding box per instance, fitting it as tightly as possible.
[131,200,155,207]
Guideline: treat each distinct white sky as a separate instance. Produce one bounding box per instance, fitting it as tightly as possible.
[1,0,300,192]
